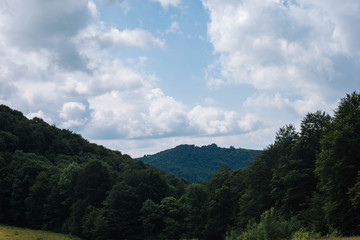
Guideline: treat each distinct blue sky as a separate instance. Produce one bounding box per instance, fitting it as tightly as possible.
[0,0,359,157]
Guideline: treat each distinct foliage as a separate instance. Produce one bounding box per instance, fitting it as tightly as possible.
[291,228,321,240]
[236,208,300,240]
[315,92,360,235]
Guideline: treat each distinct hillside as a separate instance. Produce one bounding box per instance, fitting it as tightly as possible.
[139,144,261,182]
[0,104,188,239]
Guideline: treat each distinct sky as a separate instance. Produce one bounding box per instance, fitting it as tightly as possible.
[0,0,359,158]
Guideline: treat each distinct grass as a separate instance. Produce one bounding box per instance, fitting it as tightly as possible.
[0,225,81,240]
[318,238,360,240]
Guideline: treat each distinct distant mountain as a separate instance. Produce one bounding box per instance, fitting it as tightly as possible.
[138,144,262,182]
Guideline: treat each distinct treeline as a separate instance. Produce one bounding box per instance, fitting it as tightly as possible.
[0,91,359,240]
[208,92,360,239]
[139,144,261,182]
[0,105,188,239]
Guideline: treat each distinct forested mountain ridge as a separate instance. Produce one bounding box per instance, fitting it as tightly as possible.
[139,144,261,182]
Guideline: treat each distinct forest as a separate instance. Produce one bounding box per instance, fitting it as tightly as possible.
[0,91,359,240]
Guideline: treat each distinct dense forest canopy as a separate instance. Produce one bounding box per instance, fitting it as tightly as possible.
[0,91,359,240]
[139,144,261,182]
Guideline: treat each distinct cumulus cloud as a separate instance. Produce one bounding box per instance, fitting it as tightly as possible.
[145,88,187,135]
[84,88,187,139]
[98,28,165,48]
[202,0,360,114]
[187,105,261,135]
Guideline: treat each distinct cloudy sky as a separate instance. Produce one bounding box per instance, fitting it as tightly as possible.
[0,0,359,157]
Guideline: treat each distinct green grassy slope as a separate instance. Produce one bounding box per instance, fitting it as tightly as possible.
[0,225,81,240]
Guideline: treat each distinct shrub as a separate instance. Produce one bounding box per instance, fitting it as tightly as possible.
[292,228,321,240]
[237,208,300,240]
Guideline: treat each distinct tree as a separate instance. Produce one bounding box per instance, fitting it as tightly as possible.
[64,161,112,236]
[0,152,12,222]
[140,199,163,239]
[271,113,331,217]
[205,166,244,239]
[25,170,54,229]
[316,92,360,235]
[159,196,184,239]
[42,162,81,231]
[74,161,112,208]
[348,171,360,208]
[101,182,142,239]
[238,147,275,228]
[183,183,208,239]
[8,151,50,226]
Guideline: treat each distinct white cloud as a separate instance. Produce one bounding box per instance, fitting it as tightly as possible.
[98,28,165,48]
[26,110,53,124]
[202,0,360,114]
[244,93,294,112]
[60,102,87,119]
[206,77,226,90]
[0,0,95,71]
[166,21,181,34]
[150,0,181,9]
[145,88,187,135]
[59,102,88,128]
[187,105,261,135]
[84,88,187,139]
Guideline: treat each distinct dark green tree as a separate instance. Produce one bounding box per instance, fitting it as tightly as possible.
[183,183,208,239]
[101,182,142,239]
[159,196,185,239]
[64,161,112,235]
[74,160,112,208]
[8,151,50,226]
[271,113,330,217]
[316,92,360,235]
[25,170,54,229]
[205,166,245,239]
[42,162,81,231]
[238,147,276,228]
[0,152,12,222]
[140,199,163,239]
